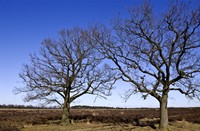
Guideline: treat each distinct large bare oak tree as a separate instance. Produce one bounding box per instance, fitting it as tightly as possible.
[89,1,200,129]
[15,28,115,125]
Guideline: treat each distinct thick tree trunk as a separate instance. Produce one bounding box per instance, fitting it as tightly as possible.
[159,93,169,130]
[61,88,71,125]
[61,101,71,125]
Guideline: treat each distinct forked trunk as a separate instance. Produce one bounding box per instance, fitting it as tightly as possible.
[159,93,169,130]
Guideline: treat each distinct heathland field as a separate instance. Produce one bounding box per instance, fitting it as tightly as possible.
[0,108,200,131]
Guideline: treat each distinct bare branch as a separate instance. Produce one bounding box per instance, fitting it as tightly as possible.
[16,27,116,108]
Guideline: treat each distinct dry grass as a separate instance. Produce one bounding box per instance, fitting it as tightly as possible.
[1,108,200,131]
[21,121,200,131]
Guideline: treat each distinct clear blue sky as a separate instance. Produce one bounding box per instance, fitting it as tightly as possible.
[0,0,199,107]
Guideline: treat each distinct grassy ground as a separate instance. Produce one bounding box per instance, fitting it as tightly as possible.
[21,121,200,131]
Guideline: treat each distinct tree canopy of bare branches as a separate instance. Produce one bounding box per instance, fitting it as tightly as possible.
[15,27,116,125]
[89,1,200,129]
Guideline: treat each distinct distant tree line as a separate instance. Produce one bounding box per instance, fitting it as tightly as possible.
[71,105,117,109]
[0,104,126,109]
[0,104,59,109]
[1,104,198,109]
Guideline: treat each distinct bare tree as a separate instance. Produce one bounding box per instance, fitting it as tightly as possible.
[15,27,115,125]
[89,1,200,129]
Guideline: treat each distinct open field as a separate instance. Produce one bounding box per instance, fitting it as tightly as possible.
[0,108,200,130]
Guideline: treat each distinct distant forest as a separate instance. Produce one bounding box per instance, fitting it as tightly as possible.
[1,104,198,109]
[0,104,59,109]
[0,104,120,109]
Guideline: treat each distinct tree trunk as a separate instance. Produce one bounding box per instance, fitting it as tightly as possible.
[61,101,71,125]
[61,88,71,125]
[159,93,169,130]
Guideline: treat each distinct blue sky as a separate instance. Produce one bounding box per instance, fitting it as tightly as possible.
[0,0,199,107]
